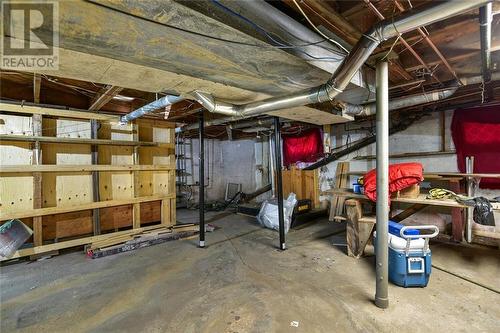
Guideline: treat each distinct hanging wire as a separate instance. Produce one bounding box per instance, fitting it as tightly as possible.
[290,0,349,54]
[210,0,345,61]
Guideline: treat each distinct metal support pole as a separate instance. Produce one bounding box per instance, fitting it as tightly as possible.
[199,112,205,248]
[273,117,286,250]
[465,156,475,243]
[375,61,389,309]
[480,3,492,83]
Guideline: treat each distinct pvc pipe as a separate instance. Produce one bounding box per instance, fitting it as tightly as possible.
[375,61,389,309]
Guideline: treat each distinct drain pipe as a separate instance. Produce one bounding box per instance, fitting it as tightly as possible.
[191,1,490,118]
[480,3,492,82]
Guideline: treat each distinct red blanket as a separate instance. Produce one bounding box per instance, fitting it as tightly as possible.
[282,128,323,167]
[451,105,500,189]
[363,162,424,202]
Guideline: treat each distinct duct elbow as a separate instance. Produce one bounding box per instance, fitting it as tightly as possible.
[344,103,371,116]
[190,91,216,112]
[190,91,241,117]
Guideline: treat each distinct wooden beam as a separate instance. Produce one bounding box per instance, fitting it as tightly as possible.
[0,134,174,148]
[31,113,43,247]
[0,102,120,121]
[33,74,41,104]
[282,0,361,45]
[88,85,123,111]
[0,164,175,173]
[0,194,175,220]
[391,204,427,222]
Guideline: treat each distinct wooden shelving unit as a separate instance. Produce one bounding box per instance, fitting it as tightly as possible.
[0,110,176,260]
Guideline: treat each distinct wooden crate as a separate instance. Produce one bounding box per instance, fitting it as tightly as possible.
[281,165,320,208]
[0,104,176,260]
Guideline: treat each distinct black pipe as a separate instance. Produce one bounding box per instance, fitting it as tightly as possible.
[303,117,419,170]
[199,112,205,248]
[273,117,286,250]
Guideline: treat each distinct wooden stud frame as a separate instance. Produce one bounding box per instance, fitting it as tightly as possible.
[0,107,176,260]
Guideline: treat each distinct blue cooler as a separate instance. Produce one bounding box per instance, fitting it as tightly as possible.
[375,225,439,288]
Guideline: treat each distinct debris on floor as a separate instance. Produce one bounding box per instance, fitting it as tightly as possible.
[86,223,215,259]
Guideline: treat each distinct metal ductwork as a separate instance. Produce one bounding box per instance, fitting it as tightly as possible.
[480,3,493,82]
[343,72,500,116]
[120,94,184,123]
[191,0,491,118]
[344,88,458,117]
[122,0,490,125]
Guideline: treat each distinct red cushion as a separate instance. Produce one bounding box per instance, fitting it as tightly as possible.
[363,163,423,202]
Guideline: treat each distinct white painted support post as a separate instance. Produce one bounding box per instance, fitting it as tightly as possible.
[375,61,389,309]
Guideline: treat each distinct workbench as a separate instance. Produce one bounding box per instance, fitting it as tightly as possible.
[326,188,500,257]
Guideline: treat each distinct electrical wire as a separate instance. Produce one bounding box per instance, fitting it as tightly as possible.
[291,0,349,54]
[210,0,345,61]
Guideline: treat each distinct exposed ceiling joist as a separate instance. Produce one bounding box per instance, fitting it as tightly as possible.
[88,85,123,111]
[33,74,41,104]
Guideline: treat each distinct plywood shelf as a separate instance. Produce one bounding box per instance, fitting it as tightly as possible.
[1,114,177,260]
[0,164,175,173]
[0,194,175,220]
[0,134,174,148]
[346,170,500,179]
[326,188,469,208]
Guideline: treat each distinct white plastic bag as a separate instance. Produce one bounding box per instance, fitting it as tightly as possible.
[257,193,298,234]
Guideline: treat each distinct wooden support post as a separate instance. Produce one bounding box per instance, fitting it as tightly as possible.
[132,203,141,229]
[345,199,375,258]
[32,114,43,247]
[449,179,464,242]
[170,198,176,226]
[90,119,100,235]
[132,121,141,229]
[161,199,172,226]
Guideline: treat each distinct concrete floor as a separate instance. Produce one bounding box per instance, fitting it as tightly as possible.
[1,209,499,333]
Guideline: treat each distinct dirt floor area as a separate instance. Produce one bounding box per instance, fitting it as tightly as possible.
[1,209,499,332]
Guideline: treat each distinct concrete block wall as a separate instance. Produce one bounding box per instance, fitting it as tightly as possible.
[322,110,500,199]
[188,138,271,203]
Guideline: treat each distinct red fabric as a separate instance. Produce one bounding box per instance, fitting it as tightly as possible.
[451,106,500,189]
[363,163,424,202]
[282,128,323,166]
